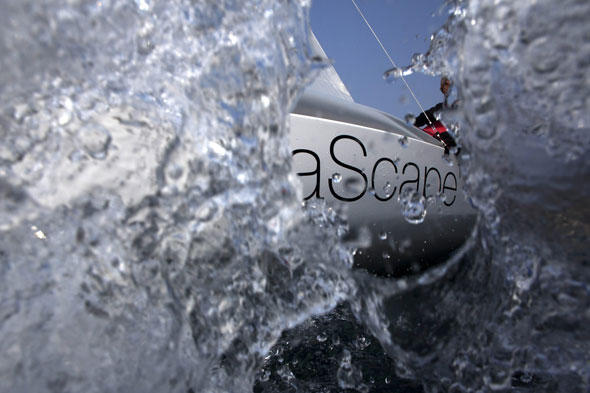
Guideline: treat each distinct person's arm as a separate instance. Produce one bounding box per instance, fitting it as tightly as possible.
[438,130,456,148]
[413,103,443,128]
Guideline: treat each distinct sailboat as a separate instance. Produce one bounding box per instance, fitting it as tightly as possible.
[288,33,476,277]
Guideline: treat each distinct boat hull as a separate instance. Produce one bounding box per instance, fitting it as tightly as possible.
[289,95,476,276]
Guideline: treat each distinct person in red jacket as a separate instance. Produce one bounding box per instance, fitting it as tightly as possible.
[414,77,458,152]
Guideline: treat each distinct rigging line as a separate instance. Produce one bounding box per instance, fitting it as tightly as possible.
[350,0,433,126]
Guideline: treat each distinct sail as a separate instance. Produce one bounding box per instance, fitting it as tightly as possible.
[305,31,354,102]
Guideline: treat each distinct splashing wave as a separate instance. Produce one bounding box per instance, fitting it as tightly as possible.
[1,0,589,392]
[351,0,590,391]
[0,1,355,392]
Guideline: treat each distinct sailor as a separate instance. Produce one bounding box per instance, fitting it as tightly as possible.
[414,77,458,152]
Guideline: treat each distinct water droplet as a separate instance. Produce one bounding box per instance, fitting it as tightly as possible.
[57,109,72,126]
[68,149,85,163]
[385,376,391,384]
[475,124,497,140]
[135,0,150,11]
[398,135,409,148]
[316,333,327,342]
[277,365,294,382]
[195,202,218,223]
[383,182,392,193]
[78,123,111,160]
[379,231,387,240]
[383,67,404,79]
[13,103,30,121]
[137,36,155,55]
[404,113,416,124]
[56,96,74,126]
[400,191,426,224]
[355,335,370,350]
[382,252,391,260]
[260,369,271,382]
[61,96,73,111]
[166,164,183,180]
[31,225,47,240]
[331,173,342,183]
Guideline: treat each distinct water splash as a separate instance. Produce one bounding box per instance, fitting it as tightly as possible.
[0,1,356,392]
[404,113,416,125]
[399,190,427,225]
[3,0,589,392]
[366,0,590,391]
[397,135,409,148]
[258,1,589,392]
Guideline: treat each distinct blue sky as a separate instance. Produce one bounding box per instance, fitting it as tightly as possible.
[310,0,449,119]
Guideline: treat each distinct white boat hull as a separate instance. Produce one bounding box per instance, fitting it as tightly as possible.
[289,92,476,276]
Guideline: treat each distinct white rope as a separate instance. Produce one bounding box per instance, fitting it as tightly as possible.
[350,0,433,126]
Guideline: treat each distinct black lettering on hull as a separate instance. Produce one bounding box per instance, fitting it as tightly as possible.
[329,135,368,202]
[292,149,322,200]
[400,162,419,196]
[423,166,442,198]
[292,133,459,207]
[371,158,397,201]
